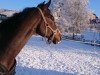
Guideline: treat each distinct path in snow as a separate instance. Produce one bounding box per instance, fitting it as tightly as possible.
[16,36,100,75]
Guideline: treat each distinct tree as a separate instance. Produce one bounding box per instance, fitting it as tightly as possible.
[50,0,90,39]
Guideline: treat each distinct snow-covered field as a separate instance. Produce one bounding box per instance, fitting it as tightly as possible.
[16,35,100,75]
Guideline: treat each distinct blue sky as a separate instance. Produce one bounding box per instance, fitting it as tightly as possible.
[0,0,48,10]
[89,0,100,17]
[0,0,100,17]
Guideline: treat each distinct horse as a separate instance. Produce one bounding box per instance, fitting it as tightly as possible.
[0,0,61,75]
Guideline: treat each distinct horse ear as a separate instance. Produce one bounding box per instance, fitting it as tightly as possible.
[37,1,45,7]
[46,0,51,7]
[43,0,51,11]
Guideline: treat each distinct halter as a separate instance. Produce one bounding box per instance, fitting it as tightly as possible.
[37,7,60,42]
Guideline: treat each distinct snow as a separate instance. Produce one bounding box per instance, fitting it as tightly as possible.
[82,29,100,41]
[0,9,16,17]
[16,35,100,75]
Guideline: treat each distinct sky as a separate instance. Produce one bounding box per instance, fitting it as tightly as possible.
[0,0,48,10]
[89,0,100,17]
[0,0,100,17]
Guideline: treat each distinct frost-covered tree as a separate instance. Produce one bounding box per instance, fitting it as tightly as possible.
[50,0,90,38]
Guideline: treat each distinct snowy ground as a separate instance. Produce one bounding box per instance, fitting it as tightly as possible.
[16,36,100,75]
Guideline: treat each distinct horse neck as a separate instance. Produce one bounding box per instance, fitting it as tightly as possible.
[0,9,42,70]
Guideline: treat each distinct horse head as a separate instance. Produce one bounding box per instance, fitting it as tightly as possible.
[36,0,61,44]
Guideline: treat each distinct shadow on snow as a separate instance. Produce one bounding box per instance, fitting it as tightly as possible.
[16,66,75,75]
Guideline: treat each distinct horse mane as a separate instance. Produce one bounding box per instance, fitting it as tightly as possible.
[0,1,46,25]
[0,2,46,54]
[1,7,36,23]
[0,7,37,39]
[0,7,38,54]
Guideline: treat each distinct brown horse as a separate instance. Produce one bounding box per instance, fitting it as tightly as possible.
[0,0,61,75]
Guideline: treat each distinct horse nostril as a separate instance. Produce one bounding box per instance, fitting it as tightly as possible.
[46,24,49,26]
